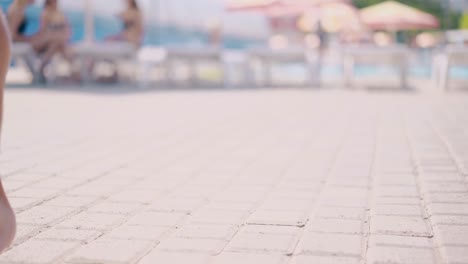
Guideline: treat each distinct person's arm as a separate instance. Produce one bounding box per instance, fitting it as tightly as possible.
[62,13,72,41]
[38,11,49,35]
[6,8,20,41]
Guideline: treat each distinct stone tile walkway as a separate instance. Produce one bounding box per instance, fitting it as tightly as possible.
[1,88,468,264]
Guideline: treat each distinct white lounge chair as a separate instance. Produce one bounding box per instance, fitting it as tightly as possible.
[343,44,409,89]
[137,46,167,88]
[247,48,317,87]
[10,42,39,83]
[222,50,249,88]
[73,42,137,84]
[164,47,224,87]
[435,45,468,91]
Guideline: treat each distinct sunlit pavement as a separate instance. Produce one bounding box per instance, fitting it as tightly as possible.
[1,87,468,264]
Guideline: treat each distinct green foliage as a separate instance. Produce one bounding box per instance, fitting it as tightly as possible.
[352,0,462,29]
[460,13,468,29]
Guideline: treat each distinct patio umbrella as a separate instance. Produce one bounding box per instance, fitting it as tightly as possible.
[360,1,439,30]
[227,0,359,33]
[226,0,350,14]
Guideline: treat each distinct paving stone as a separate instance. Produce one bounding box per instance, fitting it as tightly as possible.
[374,186,420,198]
[427,203,468,216]
[44,195,99,207]
[105,225,171,241]
[0,239,77,264]
[190,209,249,225]
[291,255,361,264]
[430,215,468,225]
[8,197,39,212]
[57,212,125,230]
[125,211,188,227]
[424,192,468,204]
[315,206,367,220]
[372,204,423,217]
[211,252,288,264]
[247,210,308,227]
[296,233,362,257]
[225,226,300,254]
[87,201,142,215]
[175,224,238,240]
[157,237,227,254]
[138,251,210,264]
[10,187,59,199]
[34,227,101,242]
[432,225,468,246]
[374,196,422,206]
[150,197,207,213]
[307,218,363,234]
[367,246,436,264]
[370,216,431,237]
[368,235,433,248]
[13,224,42,243]
[439,246,468,264]
[259,198,314,212]
[16,206,78,225]
[66,238,152,264]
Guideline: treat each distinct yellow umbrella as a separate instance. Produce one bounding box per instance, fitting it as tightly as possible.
[360,1,439,30]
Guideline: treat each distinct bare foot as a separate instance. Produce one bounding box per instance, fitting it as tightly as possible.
[0,182,16,253]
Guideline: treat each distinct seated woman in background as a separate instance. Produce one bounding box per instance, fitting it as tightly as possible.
[36,0,72,77]
[8,0,72,81]
[107,0,143,47]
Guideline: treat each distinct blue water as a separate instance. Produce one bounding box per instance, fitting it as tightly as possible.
[1,2,259,48]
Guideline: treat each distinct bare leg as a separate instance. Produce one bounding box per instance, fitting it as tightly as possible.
[0,12,16,253]
[0,181,15,253]
[38,41,62,81]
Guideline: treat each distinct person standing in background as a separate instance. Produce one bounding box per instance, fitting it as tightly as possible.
[0,9,17,254]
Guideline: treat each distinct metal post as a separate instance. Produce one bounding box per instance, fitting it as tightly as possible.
[151,0,159,44]
[84,0,94,44]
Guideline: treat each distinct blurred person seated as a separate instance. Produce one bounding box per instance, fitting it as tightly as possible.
[37,0,72,80]
[92,0,142,83]
[107,0,143,47]
[8,0,73,82]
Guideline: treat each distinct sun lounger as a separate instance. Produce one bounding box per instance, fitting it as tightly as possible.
[435,45,468,91]
[73,42,137,83]
[344,44,409,89]
[247,48,317,87]
[222,50,249,88]
[10,42,39,83]
[137,46,167,88]
[164,47,223,87]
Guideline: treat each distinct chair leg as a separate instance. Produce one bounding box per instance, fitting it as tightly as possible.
[400,59,408,89]
[343,55,353,88]
[438,56,450,92]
